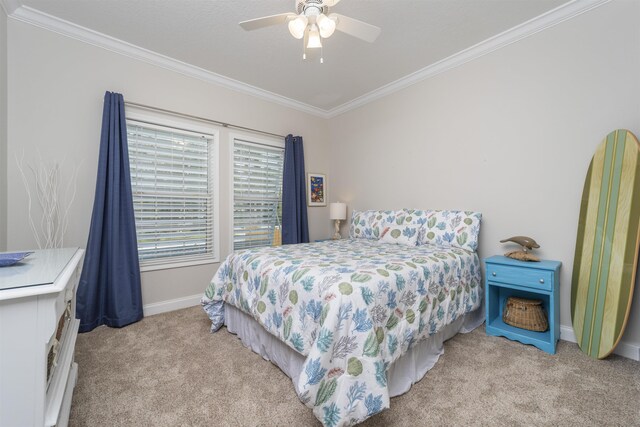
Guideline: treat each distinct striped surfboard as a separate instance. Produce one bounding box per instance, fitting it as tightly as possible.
[571,129,640,359]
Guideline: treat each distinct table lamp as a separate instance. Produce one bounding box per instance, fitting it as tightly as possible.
[330,202,347,240]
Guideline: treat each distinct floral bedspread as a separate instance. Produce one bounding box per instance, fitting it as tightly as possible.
[202,239,482,426]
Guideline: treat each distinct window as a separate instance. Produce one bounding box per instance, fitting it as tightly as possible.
[127,113,219,270]
[232,136,285,251]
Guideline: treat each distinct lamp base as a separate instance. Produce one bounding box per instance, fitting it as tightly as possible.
[332,219,342,240]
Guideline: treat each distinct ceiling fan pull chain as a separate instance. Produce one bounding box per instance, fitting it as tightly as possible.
[303,26,308,60]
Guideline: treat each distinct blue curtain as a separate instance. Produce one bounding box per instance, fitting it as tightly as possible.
[76,91,143,333]
[282,134,309,244]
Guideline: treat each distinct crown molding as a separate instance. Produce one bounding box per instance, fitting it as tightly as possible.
[325,0,610,118]
[0,0,20,15]
[7,0,609,119]
[9,5,330,118]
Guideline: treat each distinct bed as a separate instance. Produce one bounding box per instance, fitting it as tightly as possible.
[202,209,483,427]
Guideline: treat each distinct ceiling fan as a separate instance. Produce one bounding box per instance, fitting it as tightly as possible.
[239,0,381,62]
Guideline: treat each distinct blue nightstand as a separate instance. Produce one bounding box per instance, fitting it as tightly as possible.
[484,256,561,354]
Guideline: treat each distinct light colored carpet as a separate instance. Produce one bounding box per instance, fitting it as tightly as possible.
[69,306,640,426]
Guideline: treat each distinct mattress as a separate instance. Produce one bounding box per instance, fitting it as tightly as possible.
[202,239,483,426]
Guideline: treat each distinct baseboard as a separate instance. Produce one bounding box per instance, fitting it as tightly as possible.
[143,294,202,317]
[560,325,640,361]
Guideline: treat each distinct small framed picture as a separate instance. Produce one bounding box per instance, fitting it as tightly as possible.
[307,173,327,207]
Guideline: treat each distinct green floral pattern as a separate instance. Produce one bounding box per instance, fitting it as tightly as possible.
[202,239,481,426]
[378,222,420,246]
[404,209,482,251]
[349,210,401,239]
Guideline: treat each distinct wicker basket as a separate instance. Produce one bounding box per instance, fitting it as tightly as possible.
[503,297,548,332]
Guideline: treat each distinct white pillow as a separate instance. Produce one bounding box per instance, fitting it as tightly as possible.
[403,209,482,251]
[349,209,401,239]
[378,223,420,246]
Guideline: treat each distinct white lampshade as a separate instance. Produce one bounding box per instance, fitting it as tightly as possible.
[330,202,347,220]
[307,25,322,48]
[317,14,336,38]
[288,15,308,39]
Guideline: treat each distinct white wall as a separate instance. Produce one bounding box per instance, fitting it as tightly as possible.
[0,6,7,251]
[328,0,640,347]
[6,19,332,306]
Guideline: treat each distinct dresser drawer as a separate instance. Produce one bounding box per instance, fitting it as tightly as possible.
[486,263,552,291]
[54,256,82,322]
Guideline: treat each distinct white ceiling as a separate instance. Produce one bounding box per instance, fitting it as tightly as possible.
[14,0,568,112]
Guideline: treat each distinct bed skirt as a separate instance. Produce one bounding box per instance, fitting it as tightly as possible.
[225,303,484,398]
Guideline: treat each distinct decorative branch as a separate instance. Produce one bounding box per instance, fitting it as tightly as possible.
[15,152,42,249]
[15,152,80,249]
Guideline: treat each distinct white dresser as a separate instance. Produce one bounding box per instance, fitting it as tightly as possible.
[0,248,85,427]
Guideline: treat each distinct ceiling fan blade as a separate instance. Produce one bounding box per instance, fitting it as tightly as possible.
[331,13,381,43]
[239,13,296,31]
[324,0,342,6]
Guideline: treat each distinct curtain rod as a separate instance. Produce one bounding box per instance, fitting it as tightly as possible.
[124,101,286,139]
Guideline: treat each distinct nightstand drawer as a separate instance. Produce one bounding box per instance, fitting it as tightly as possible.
[486,264,552,291]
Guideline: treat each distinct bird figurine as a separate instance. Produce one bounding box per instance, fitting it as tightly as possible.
[500,236,540,262]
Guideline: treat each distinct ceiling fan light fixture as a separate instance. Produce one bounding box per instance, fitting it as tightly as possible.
[307,25,322,48]
[288,15,308,39]
[239,0,381,62]
[317,13,336,38]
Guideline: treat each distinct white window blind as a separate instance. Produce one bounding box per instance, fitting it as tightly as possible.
[127,120,217,265]
[233,138,285,250]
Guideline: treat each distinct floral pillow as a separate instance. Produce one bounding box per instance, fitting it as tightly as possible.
[349,210,400,239]
[404,209,482,251]
[378,223,420,246]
